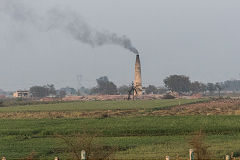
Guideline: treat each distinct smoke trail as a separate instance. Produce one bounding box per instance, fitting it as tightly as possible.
[0,0,39,25]
[0,1,139,54]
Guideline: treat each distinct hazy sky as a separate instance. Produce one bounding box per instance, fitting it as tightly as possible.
[1,0,240,91]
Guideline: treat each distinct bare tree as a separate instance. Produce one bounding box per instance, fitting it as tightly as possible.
[58,133,116,160]
[189,131,210,160]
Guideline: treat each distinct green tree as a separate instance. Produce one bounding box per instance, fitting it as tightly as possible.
[199,83,207,93]
[190,81,202,93]
[157,87,168,94]
[79,87,90,95]
[145,85,158,94]
[215,82,223,97]
[45,84,56,95]
[118,85,131,95]
[30,84,56,98]
[90,76,118,95]
[223,80,240,91]
[207,83,216,94]
[59,90,67,98]
[30,86,49,98]
[59,87,77,95]
[164,75,191,94]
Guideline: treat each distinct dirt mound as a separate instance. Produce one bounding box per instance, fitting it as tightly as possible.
[62,95,164,101]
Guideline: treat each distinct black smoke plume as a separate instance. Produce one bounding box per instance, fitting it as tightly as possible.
[0,0,139,54]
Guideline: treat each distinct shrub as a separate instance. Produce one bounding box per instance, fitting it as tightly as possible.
[162,94,175,99]
[189,131,210,160]
[21,151,37,160]
[58,133,116,160]
[0,101,4,107]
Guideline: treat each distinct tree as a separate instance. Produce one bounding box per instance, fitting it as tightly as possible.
[190,82,207,94]
[215,82,223,97]
[157,87,168,94]
[207,83,216,94]
[118,85,131,95]
[46,84,56,95]
[223,80,240,91]
[30,84,56,98]
[90,76,118,95]
[78,87,90,95]
[190,81,203,94]
[58,90,67,98]
[199,83,207,93]
[0,100,4,107]
[189,131,210,160]
[145,85,158,94]
[163,75,191,94]
[59,87,77,95]
[58,133,116,160]
[30,86,49,98]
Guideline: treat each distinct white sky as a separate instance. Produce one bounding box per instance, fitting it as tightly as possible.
[1,0,240,91]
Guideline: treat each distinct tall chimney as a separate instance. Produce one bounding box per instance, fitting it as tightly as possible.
[134,54,142,95]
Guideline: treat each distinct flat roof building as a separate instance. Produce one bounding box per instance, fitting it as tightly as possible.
[13,90,30,98]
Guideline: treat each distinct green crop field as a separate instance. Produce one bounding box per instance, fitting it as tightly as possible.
[0,99,205,112]
[0,98,239,159]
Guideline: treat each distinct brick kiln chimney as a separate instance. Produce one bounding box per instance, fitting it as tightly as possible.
[134,54,142,95]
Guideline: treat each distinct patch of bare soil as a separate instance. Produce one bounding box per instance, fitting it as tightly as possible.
[0,110,140,119]
[151,99,240,116]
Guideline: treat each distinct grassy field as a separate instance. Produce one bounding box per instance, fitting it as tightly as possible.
[0,99,207,119]
[1,98,240,159]
[0,99,206,112]
[0,116,240,137]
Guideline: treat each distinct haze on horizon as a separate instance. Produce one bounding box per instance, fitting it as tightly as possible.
[1,0,240,91]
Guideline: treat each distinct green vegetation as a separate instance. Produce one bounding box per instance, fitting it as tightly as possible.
[0,98,238,159]
[0,99,206,112]
[0,116,239,137]
[0,116,240,159]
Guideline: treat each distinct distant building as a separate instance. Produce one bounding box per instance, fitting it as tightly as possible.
[13,90,30,98]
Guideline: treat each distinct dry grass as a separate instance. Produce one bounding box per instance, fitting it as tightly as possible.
[189,131,210,160]
[151,99,240,116]
[21,151,37,160]
[0,110,139,119]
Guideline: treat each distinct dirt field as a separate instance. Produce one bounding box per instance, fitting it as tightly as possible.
[154,98,240,116]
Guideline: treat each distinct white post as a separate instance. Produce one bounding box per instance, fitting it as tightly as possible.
[231,152,234,159]
[226,155,230,160]
[81,150,86,160]
[166,156,170,160]
[189,149,194,160]
[2,157,6,160]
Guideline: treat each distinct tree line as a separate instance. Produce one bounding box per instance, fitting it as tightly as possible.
[27,75,240,98]
[163,75,222,95]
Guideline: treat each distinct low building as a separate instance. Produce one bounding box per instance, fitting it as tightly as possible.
[13,90,30,98]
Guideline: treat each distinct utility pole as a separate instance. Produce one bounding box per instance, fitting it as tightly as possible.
[76,75,83,95]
